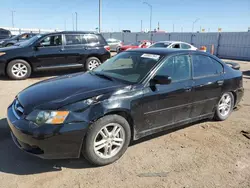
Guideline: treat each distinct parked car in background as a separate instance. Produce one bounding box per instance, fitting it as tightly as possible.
[0,31,110,80]
[118,40,152,53]
[7,48,243,166]
[0,28,11,40]
[149,41,197,50]
[106,38,123,52]
[0,33,37,47]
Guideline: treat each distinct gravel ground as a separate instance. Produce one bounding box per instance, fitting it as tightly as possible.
[0,59,250,188]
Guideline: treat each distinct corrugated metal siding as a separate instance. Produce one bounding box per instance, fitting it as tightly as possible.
[101,32,250,60]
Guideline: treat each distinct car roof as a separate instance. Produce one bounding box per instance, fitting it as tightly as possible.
[155,41,188,44]
[44,31,98,36]
[128,48,203,56]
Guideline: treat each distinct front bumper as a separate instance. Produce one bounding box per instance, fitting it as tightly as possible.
[7,105,89,159]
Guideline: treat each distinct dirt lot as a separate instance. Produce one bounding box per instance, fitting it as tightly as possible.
[0,59,250,188]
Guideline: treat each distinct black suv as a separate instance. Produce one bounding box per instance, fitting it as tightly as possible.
[0,28,11,40]
[0,33,37,47]
[0,31,110,80]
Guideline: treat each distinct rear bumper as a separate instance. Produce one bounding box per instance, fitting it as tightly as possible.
[7,105,89,159]
[235,87,244,106]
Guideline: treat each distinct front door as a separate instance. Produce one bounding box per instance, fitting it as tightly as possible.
[190,54,224,118]
[139,54,193,135]
[33,34,66,69]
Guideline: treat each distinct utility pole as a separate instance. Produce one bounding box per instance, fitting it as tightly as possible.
[11,10,15,28]
[192,18,200,32]
[99,0,102,33]
[75,12,78,31]
[141,20,143,32]
[143,2,152,33]
[72,13,75,31]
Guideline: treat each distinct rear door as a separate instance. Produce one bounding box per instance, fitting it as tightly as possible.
[190,54,224,118]
[62,34,87,67]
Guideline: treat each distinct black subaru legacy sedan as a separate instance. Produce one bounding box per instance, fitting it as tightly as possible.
[0,31,110,80]
[7,48,244,166]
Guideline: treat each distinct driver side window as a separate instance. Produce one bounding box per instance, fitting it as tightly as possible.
[156,55,191,82]
[39,35,62,47]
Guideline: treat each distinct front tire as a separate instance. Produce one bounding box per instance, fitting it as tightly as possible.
[214,92,234,121]
[83,115,131,166]
[85,57,101,71]
[6,59,31,80]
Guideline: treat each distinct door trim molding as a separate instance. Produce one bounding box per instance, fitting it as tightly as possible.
[35,64,83,71]
[144,97,218,115]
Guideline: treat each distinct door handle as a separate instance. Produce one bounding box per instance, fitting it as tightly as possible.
[184,87,192,92]
[217,80,224,86]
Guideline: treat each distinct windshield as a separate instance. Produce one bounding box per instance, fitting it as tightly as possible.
[14,34,43,46]
[93,51,163,84]
[149,42,171,48]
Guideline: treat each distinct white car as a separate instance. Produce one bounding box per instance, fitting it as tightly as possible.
[149,41,197,50]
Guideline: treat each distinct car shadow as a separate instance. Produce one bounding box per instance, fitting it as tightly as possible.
[0,69,83,81]
[0,118,95,175]
[242,70,250,79]
[0,116,211,175]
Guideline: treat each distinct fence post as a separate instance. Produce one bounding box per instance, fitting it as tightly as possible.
[191,33,194,45]
[216,33,221,56]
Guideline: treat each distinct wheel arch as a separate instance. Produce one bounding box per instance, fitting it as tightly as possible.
[104,110,135,141]
[5,57,33,74]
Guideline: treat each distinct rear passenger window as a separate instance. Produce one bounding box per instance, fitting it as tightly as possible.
[181,43,191,49]
[65,34,85,45]
[192,55,223,78]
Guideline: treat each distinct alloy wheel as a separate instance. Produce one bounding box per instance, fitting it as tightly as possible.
[11,63,28,78]
[94,123,125,159]
[218,93,232,117]
[88,60,100,70]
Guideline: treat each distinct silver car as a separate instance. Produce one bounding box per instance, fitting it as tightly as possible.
[106,38,123,52]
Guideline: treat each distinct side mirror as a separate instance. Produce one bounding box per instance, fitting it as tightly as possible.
[150,75,172,86]
[33,43,40,51]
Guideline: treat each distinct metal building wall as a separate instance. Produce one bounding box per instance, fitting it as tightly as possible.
[102,32,250,60]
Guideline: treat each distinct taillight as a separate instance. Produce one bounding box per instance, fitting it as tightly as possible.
[104,45,110,51]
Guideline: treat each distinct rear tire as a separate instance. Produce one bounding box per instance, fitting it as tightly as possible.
[214,92,234,121]
[5,43,13,47]
[7,59,31,80]
[85,57,101,71]
[83,115,131,166]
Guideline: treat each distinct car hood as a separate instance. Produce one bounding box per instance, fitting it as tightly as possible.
[17,72,126,114]
[0,45,22,51]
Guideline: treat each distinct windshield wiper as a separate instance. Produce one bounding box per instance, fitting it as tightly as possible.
[90,71,114,81]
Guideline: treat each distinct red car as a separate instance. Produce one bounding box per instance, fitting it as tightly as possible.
[118,40,152,53]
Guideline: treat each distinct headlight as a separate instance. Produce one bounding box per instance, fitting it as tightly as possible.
[26,110,69,126]
[0,52,6,56]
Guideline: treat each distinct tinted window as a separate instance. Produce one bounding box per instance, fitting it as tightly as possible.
[156,55,191,82]
[192,55,223,77]
[171,43,180,48]
[150,42,170,48]
[65,34,86,45]
[39,35,62,47]
[181,43,191,49]
[85,34,99,44]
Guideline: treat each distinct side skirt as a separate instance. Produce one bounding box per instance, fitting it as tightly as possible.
[134,113,214,140]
